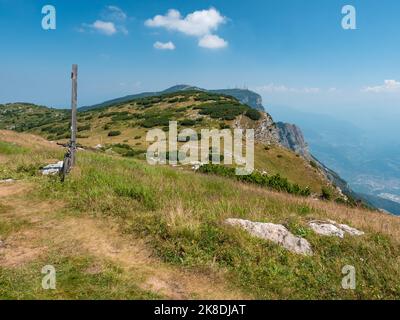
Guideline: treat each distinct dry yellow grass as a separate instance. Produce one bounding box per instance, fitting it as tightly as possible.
[0,130,59,150]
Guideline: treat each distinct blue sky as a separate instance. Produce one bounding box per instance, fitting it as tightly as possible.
[1,0,400,122]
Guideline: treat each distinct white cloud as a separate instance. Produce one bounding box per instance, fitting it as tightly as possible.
[154,41,176,50]
[92,20,117,36]
[80,6,128,36]
[102,5,127,21]
[145,8,226,36]
[118,26,129,35]
[363,80,400,93]
[198,34,228,49]
[145,8,228,49]
[256,84,321,94]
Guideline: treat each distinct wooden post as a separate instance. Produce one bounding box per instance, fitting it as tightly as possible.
[71,64,78,166]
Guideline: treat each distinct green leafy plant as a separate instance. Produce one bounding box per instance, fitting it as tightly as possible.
[108,131,121,137]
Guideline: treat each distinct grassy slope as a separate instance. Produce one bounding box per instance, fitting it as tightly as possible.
[0,92,334,196]
[1,130,399,299]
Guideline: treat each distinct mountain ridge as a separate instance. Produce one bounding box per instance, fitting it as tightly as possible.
[1,88,383,212]
[80,85,265,112]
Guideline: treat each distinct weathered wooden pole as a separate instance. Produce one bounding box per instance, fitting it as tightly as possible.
[71,64,78,166]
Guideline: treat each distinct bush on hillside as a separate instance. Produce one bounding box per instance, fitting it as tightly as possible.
[245,109,262,121]
[195,102,249,121]
[78,124,91,132]
[321,187,333,201]
[310,160,318,169]
[108,130,121,137]
[198,164,311,197]
[141,116,170,128]
[180,119,196,126]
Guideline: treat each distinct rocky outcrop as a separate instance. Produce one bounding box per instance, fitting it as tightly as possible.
[276,122,310,158]
[254,113,280,145]
[225,218,313,256]
[233,113,280,145]
[308,220,364,238]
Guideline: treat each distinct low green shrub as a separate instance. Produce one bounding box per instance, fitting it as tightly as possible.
[198,164,311,196]
[78,124,91,132]
[141,117,170,128]
[194,102,249,121]
[321,187,333,200]
[108,131,121,137]
[310,160,318,169]
[245,109,262,121]
[180,119,196,126]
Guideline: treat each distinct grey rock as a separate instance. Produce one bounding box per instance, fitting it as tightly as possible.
[0,179,16,184]
[225,218,313,256]
[309,221,345,238]
[337,223,365,236]
[41,161,63,175]
[276,122,310,158]
[233,113,280,146]
[309,220,364,238]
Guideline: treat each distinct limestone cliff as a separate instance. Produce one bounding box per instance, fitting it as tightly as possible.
[276,122,310,158]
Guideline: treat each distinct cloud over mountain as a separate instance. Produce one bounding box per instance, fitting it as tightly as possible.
[363,80,400,93]
[80,6,128,36]
[198,34,228,49]
[154,41,176,50]
[145,8,228,49]
[256,84,321,94]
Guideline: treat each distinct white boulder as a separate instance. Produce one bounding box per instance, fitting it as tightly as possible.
[0,179,16,184]
[309,221,345,238]
[308,220,364,238]
[225,218,313,256]
[337,223,365,236]
[41,161,64,175]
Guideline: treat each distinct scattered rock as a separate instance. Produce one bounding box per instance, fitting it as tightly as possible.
[337,223,365,236]
[0,239,5,248]
[0,179,16,184]
[225,218,313,256]
[95,144,103,150]
[309,221,345,238]
[190,161,204,171]
[308,220,364,238]
[41,161,63,175]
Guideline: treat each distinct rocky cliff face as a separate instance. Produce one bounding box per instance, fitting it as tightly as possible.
[233,112,280,145]
[276,122,310,158]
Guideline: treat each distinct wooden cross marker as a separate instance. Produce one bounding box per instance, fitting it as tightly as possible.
[70,64,78,166]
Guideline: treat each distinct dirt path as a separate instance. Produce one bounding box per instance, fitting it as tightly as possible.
[0,181,245,300]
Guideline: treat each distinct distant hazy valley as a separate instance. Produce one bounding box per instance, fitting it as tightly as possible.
[268,104,400,214]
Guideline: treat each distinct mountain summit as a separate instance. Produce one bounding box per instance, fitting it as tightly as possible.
[80,85,265,112]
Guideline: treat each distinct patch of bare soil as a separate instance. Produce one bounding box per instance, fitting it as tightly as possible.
[0,182,31,198]
[0,181,246,300]
[54,217,244,299]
